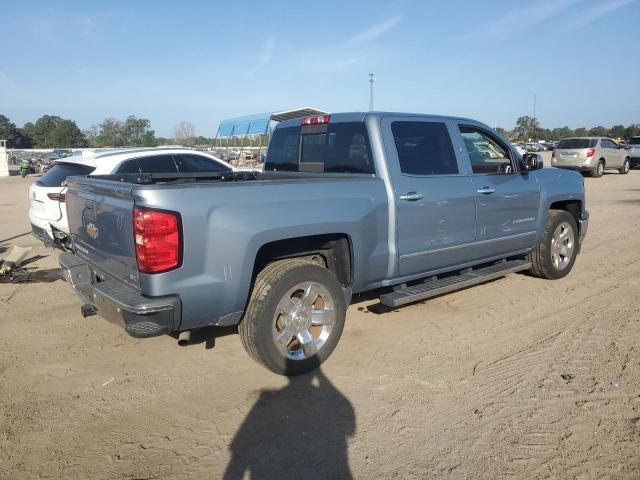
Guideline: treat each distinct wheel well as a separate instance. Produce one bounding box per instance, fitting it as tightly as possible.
[550,200,581,224]
[599,158,605,165]
[253,234,352,287]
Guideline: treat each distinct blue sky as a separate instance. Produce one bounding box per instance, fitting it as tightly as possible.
[1,0,638,137]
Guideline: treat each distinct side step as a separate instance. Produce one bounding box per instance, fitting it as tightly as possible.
[379,259,531,308]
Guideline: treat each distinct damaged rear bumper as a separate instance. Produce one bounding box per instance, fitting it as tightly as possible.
[59,252,181,338]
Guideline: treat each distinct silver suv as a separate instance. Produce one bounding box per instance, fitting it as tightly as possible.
[629,136,640,168]
[551,137,631,177]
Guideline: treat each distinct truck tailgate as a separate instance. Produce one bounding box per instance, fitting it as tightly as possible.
[66,177,140,289]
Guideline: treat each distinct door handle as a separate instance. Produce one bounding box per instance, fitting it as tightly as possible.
[399,192,424,201]
[476,187,496,195]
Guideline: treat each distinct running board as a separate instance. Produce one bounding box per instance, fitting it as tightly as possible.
[379,259,531,308]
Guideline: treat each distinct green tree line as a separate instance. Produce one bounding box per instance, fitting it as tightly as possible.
[0,114,218,149]
[498,116,640,143]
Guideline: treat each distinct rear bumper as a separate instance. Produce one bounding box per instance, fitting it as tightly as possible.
[552,163,594,172]
[31,223,54,247]
[59,252,181,338]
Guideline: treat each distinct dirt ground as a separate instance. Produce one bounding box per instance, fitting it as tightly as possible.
[1,159,639,479]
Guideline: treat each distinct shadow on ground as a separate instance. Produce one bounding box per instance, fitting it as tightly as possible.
[223,357,355,480]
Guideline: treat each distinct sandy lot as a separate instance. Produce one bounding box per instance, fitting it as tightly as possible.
[1,161,639,479]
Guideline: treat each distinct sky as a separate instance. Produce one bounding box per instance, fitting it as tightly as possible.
[1,0,639,137]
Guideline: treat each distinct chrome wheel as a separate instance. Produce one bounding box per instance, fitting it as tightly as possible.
[551,221,575,271]
[597,162,604,176]
[272,282,335,361]
[623,160,630,173]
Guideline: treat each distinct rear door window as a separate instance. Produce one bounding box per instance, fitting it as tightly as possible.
[116,159,141,174]
[391,121,458,175]
[265,122,374,174]
[36,163,95,187]
[174,153,230,173]
[136,155,179,173]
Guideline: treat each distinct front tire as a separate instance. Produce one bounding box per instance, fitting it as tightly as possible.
[619,158,630,174]
[239,259,347,376]
[528,210,578,280]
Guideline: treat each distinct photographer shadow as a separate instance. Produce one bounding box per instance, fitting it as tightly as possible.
[223,357,355,480]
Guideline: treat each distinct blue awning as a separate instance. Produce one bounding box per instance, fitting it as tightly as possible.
[216,107,328,138]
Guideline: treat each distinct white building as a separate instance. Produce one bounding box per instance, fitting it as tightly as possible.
[0,140,9,177]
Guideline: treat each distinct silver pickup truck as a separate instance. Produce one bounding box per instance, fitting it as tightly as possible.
[60,112,588,375]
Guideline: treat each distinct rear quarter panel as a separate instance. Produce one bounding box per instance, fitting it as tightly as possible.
[134,177,389,329]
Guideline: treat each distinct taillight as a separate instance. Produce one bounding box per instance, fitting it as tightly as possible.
[300,115,330,125]
[586,148,595,157]
[133,207,181,274]
[47,192,66,202]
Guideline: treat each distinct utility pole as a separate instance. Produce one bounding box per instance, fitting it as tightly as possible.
[369,73,375,111]
[533,94,537,142]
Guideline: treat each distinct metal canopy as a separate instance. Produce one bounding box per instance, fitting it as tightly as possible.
[216,107,328,138]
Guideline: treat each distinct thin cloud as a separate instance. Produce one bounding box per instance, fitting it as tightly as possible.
[246,36,275,75]
[561,0,635,33]
[463,0,583,40]
[348,15,402,45]
[327,57,363,71]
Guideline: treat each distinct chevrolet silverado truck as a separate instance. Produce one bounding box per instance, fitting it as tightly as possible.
[59,112,588,375]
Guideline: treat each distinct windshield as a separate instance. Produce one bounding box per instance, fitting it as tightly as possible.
[36,162,95,187]
[557,139,597,149]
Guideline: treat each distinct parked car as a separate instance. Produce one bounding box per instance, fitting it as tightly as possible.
[60,112,588,376]
[513,144,527,156]
[628,136,640,168]
[29,148,234,249]
[551,137,631,177]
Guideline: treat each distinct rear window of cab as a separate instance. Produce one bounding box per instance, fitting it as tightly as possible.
[265,122,375,174]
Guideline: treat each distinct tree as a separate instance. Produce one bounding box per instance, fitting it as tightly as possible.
[175,121,195,146]
[11,115,86,147]
[122,116,156,146]
[550,126,573,141]
[609,125,625,139]
[495,127,510,139]
[573,128,588,137]
[588,126,608,137]
[513,116,541,142]
[90,116,156,147]
[0,114,31,148]
[624,124,640,139]
[48,119,87,147]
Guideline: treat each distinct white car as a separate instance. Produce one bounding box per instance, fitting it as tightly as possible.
[29,148,234,249]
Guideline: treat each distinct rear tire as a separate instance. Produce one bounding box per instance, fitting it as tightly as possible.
[528,210,578,280]
[239,258,346,376]
[591,160,604,178]
[619,158,630,174]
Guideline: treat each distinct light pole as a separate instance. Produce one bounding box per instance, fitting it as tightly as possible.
[533,94,537,142]
[369,73,375,111]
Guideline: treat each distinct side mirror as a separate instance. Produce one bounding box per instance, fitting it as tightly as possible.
[522,153,543,171]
